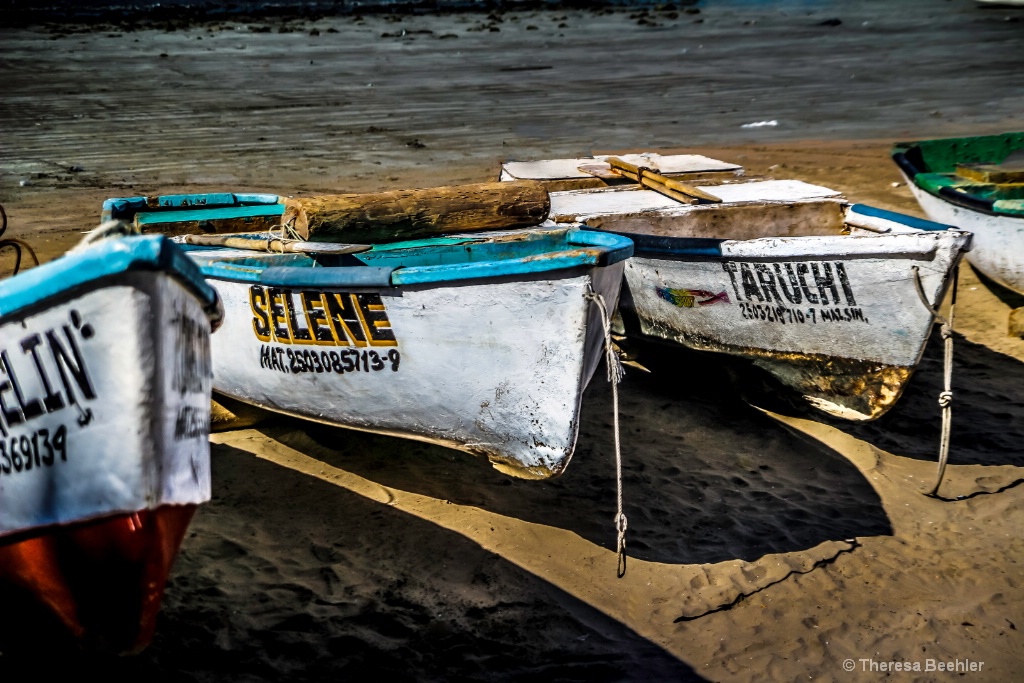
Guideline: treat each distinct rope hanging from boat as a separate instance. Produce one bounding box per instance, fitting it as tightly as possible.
[584,284,628,577]
[912,264,958,497]
[0,204,40,277]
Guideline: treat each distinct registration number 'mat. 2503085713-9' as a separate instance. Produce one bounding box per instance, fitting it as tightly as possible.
[248,285,401,377]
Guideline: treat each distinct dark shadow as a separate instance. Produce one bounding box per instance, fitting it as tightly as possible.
[803,325,1024,469]
[269,337,892,567]
[969,263,1024,310]
[0,446,705,682]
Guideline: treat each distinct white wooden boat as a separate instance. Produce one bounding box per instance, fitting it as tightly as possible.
[893,132,1024,295]
[104,193,633,478]
[501,156,972,420]
[0,228,221,653]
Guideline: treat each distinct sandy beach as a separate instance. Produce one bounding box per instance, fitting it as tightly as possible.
[1,0,1023,680]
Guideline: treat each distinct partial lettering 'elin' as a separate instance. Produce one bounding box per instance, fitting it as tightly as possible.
[248,286,398,348]
[0,311,97,438]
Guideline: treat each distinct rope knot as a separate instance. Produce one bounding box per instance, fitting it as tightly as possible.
[938,390,953,408]
[585,285,625,384]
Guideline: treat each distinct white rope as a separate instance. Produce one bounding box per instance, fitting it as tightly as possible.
[585,284,628,577]
[912,265,958,497]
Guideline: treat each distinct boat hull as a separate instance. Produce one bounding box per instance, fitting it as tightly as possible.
[904,178,1024,296]
[0,267,214,653]
[620,231,969,420]
[208,262,624,479]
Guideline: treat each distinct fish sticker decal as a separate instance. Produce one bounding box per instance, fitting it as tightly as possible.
[656,287,731,308]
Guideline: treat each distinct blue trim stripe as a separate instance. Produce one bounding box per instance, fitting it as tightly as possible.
[136,204,285,226]
[0,235,220,320]
[848,204,956,232]
[102,193,283,221]
[101,196,148,221]
[588,228,725,258]
[261,266,395,288]
[157,193,239,208]
[391,249,604,285]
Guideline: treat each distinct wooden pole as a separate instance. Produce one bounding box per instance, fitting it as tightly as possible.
[281,180,551,243]
[605,157,722,204]
[183,234,371,254]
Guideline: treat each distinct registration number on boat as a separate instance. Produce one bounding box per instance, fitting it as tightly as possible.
[0,425,68,476]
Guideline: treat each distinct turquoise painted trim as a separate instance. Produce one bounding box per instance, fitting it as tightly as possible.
[367,236,488,251]
[0,235,219,321]
[261,266,395,288]
[189,228,634,288]
[567,228,634,264]
[136,204,285,226]
[233,193,281,204]
[102,193,283,222]
[102,196,147,221]
[157,193,238,208]
[156,192,281,208]
[197,261,264,284]
[391,250,605,285]
[848,204,955,232]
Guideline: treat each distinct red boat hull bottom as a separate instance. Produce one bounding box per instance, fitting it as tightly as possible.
[0,504,197,655]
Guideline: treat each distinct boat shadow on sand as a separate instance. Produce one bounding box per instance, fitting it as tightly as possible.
[266,341,894,568]
[808,324,1024,472]
[0,441,707,683]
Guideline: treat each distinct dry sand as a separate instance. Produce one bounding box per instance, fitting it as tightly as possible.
[1,1,1023,681]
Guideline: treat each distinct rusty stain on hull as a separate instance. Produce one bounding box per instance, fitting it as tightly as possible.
[637,320,914,421]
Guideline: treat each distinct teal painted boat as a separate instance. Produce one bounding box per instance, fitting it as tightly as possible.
[104,193,634,479]
[893,132,1024,295]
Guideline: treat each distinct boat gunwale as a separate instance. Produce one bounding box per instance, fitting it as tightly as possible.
[187,228,634,288]
[0,235,220,323]
[582,203,969,260]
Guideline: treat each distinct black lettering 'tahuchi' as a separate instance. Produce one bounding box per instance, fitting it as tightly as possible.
[724,261,857,307]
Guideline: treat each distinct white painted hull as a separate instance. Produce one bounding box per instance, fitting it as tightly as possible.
[0,267,214,653]
[540,179,970,420]
[0,272,213,536]
[208,263,624,479]
[622,230,968,419]
[904,177,1024,296]
[627,232,965,367]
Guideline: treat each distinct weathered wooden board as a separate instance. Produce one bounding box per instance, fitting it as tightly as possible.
[549,179,840,223]
[500,153,742,181]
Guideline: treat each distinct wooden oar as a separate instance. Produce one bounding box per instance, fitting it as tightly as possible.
[183,234,372,254]
[605,157,722,204]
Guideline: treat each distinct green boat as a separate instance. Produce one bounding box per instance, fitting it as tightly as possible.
[892,131,1024,295]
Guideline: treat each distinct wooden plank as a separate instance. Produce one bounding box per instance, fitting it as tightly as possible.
[955,163,1024,184]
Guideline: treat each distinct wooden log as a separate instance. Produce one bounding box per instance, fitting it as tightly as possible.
[281,181,551,243]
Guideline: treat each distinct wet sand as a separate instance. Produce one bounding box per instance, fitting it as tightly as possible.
[1,1,1023,680]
